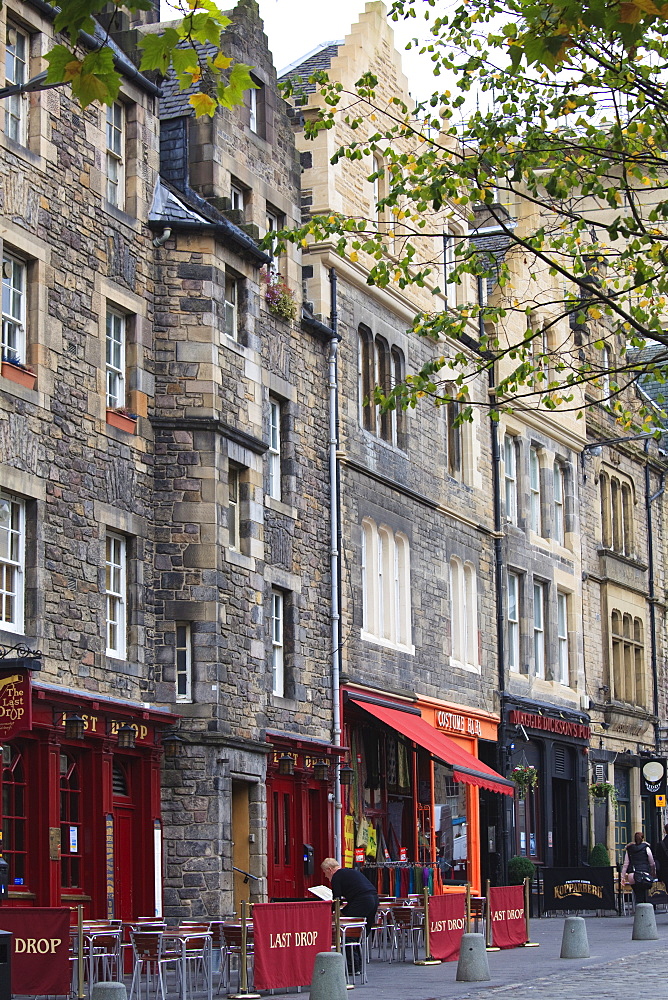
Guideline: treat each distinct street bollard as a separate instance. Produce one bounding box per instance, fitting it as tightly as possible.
[91,984,127,1000]
[310,951,347,1000]
[632,902,658,940]
[456,933,491,982]
[560,916,589,958]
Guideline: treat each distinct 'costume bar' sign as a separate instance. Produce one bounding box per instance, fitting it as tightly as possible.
[253,901,332,990]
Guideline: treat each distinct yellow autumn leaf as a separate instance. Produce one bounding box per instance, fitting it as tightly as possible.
[213,53,233,69]
[189,92,216,117]
[589,307,602,320]
[349,251,358,262]
[64,59,83,82]
[620,3,644,22]
[632,0,660,14]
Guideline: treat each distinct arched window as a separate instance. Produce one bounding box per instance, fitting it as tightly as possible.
[391,346,405,448]
[611,610,645,707]
[621,483,633,555]
[358,325,375,433]
[60,753,82,890]
[2,745,27,888]
[360,519,412,650]
[611,479,622,552]
[600,472,612,547]
[445,385,462,478]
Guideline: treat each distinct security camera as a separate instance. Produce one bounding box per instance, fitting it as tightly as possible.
[516,724,530,742]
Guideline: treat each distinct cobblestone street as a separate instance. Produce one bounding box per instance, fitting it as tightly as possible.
[269,913,668,999]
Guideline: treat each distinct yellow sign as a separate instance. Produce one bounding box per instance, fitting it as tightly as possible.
[343,815,354,868]
[656,794,666,807]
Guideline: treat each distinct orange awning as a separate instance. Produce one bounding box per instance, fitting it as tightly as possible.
[350,698,515,796]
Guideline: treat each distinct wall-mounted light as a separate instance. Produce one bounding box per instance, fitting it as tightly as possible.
[278,753,295,776]
[339,762,354,786]
[162,730,186,759]
[117,722,136,749]
[313,759,329,782]
[64,713,85,740]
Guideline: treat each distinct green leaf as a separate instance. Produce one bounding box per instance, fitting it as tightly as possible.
[218,62,257,109]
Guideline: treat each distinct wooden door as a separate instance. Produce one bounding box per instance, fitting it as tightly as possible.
[267,777,297,899]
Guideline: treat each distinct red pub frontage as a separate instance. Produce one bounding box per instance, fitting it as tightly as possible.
[1,672,175,919]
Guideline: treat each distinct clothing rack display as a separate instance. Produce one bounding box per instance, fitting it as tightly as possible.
[360,862,445,896]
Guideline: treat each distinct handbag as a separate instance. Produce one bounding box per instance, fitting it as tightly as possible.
[630,870,653,886]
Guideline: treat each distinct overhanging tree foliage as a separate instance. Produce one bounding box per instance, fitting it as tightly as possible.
[40,0,255,114]
[281,0,668,428]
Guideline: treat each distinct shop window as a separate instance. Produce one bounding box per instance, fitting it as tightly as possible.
[175,623,192,703]
[105,532,126,659]
[4,24,28,146]
[507,571,520,671]
[271,589,284,697]
[2,745,27,887]
[60,753,82,890]
[600,471,634,556]
[2,252,27,366]
[533,581,546,679]
[529,447,542,534]
[449,556,479,671]
[106,102,125,209]
[0,491,25,634]
[610,609,645,706]
[504,434,518,523]
[361,518,413,652]
[516,783,540,859]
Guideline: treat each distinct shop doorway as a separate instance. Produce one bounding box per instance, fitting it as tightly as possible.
[232,780,251,914]
[268,777,298,898]
[112,761,135,921]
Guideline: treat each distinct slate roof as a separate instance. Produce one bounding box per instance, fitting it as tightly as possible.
[278,42,342,97]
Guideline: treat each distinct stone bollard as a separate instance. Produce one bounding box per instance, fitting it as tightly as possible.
[560,916,589,959]
[456,933,491,982]
[632,902,659,940]
[91,983,127,1000]
[310,951,348,1000]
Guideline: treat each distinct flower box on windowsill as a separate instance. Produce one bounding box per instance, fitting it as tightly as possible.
[1,359,36,390]
[106,408,138,434]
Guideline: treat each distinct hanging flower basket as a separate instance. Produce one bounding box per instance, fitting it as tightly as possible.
[511,764,538,796]
[589,781,617,804]
[261,267,296,322]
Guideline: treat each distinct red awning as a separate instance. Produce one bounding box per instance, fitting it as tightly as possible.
[350,698,515,796]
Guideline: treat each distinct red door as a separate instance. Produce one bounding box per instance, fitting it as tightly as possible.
[268,778,298,899]
[112,761,135,920]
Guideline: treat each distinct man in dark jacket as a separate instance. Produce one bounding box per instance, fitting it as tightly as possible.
[321,857,379,935]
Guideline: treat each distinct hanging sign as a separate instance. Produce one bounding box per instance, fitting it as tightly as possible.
[253,901,332,991]
[0,670,32,740]
[427,892,466,962]
[641,759,667,798]
[488,885,527,949]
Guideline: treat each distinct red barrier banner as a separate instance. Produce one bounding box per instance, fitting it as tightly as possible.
[0,907,71,995]
[427,892,466,962]
[253,900,332,990]
[489,885,527,949]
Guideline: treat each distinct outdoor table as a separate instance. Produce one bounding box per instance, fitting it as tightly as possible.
[162,930,213,1000]
[71,924,123,995]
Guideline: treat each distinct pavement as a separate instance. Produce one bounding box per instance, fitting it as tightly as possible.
[248,910,668,999]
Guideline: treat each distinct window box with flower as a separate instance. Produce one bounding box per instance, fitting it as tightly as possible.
[511,764,538,797]
[106,406,138,434]
[1,351,36,390]
[261,267,296,322]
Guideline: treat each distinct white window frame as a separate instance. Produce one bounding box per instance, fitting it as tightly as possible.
[601,345,611,399]
[0,492,25,634]
[2,254,27,365]
[175,623,192,702]
[249,86,258,133]
[444,230,457,308]
[450,556,479,671]
[533,581,545,679]
[504,434,518,524]
[557,592,569,686]
[106,307,126,408]
[5,24,28,145]
[106,532,126,659]
[268,398,281,500]
[231,183,245,213]
[228,464,240,550]
[553,462,565,544]
[507,571,520,672]
[224,273,238,340]
[106,102,125,209]
[266,209,282,275]
[271,589,284,697]
[361,518,413,652]
[529,447,542,534]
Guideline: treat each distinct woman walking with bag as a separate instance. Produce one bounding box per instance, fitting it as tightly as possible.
[621,831,656,904]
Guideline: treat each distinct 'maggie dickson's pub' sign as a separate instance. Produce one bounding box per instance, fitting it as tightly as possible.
[542,867,616,911]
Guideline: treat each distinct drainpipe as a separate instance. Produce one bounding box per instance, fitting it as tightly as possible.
[328,268,343,861]
[480,276,509,882]
[644,439,664,752]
